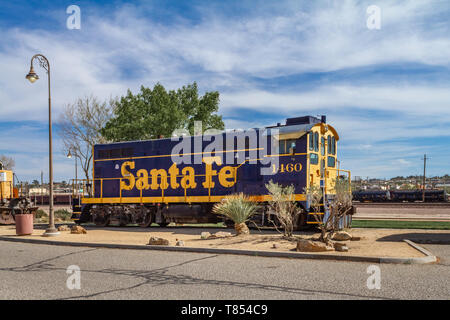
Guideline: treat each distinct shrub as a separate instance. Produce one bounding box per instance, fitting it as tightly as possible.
[304,178,353,244]
[213,193,258,235]
[54,209,72,221]
[266,180,301,238]
[34,209,47,219]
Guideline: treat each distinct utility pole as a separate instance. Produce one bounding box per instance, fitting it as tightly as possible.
[422,154,428,202]
[40,170,43,204]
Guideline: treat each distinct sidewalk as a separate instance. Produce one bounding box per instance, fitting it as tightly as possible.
[1,225,446,263]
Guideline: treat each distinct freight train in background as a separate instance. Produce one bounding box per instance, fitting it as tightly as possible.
[0,162,38,224]
[352,189,448,203]
[71,115,354,229]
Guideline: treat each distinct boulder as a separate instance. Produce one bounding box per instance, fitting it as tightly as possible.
[148,237,169,246]
[334,242,349,252]
[176,240,185,247]
[331,231,352,241]
[296,239,334,252]
[70,225,87,234]
[200,232,211,240]
[350,236,362,241]
[57,225,71,231]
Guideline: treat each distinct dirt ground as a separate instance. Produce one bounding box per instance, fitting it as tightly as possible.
[2,225,447,258]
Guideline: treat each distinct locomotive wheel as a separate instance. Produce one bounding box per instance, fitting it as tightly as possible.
[93,215,110,227]
[138,211,153,228]
[119,216,128,227]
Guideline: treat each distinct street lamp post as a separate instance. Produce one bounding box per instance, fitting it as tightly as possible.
[26,54,59,237]
[66,150,78,182]
[67,149,78,204]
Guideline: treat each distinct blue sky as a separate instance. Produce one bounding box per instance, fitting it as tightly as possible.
[0,0,449,182]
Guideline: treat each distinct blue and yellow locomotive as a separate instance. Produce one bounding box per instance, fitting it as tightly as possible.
[73,115,351,228]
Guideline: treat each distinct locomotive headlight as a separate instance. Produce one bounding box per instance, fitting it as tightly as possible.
[26,67,39,83]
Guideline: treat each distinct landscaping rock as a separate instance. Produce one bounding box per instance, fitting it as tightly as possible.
[334,242,349,252]
[148,237,169,245]
[200,232,211,240]
[350,236,361,241]
[176,240,185,247]
[70,225,87,234]
[57,225,71,231]
[296,239,334,252]
[332,231,352,241]
[272,243,278,249]
[201,231,232,239]
[211,231,232,238]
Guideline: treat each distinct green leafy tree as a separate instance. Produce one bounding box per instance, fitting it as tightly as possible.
[101,82,224,141]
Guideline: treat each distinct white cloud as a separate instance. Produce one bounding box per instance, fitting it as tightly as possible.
[0,0,449,180]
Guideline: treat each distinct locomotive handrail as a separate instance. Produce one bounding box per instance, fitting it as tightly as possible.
[325,168,352,193]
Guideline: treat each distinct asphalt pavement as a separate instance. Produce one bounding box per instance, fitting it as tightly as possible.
[0,240,449,300]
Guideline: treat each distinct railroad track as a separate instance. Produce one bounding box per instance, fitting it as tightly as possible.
[353,202,450,208]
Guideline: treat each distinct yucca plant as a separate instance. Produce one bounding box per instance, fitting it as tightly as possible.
[213,193,258,235]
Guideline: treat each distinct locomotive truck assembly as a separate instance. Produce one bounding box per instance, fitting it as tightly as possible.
[0,161,37,224]
[72,115,353,229]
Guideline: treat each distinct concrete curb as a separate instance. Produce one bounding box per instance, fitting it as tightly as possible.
[0,236,437,264]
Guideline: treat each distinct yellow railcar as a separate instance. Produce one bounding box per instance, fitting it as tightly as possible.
[0,163,37,224]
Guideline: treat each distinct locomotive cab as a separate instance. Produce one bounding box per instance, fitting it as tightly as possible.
[0,168,14,201]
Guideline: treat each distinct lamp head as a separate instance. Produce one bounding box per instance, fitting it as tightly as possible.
[26,66,39,83]
[67,150,72,159]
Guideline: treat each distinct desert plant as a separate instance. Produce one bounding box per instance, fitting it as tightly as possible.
[266,180,301,238]
[329,178,353,230]
[54,209,72,221]
[304,178,353,244]
[213,193,258,235]
[34,209,48,222]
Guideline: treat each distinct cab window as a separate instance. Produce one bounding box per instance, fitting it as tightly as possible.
[309,133,314,151]
[328,156,336,168]
[327,135,332,154]
[321,137,325,155]
[310,153,319,165]
[279,139,296,154]
[314,132,319,152]
[332,136,336,155]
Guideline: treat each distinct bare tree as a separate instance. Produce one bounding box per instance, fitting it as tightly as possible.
[304,178,353,245]
[0,155,15,170]
[266,180,301,239]
[58,96,113,185]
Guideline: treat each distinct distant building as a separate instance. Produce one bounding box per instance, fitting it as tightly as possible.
[29,187,48,195]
